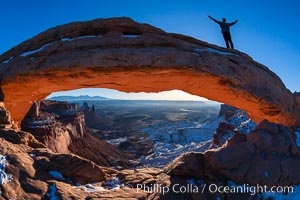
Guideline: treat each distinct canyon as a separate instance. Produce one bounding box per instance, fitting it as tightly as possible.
[0,17,299,199]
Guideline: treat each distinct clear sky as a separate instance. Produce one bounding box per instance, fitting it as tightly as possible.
[1,0,299,100]
[47,89,209,101]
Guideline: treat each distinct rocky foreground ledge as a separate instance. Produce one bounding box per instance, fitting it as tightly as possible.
[0,17,299,126]
[0,102,299,199]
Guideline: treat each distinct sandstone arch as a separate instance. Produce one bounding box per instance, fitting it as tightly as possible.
[0,17,299,127]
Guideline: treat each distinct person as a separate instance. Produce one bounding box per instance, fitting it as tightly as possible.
[208,16,238,49]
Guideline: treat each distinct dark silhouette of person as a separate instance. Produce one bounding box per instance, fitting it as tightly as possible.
[208,16,238,49]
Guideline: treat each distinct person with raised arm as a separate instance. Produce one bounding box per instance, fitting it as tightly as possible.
[208,16,238,49]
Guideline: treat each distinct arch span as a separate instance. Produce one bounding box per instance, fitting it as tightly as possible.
[0,17,299,126]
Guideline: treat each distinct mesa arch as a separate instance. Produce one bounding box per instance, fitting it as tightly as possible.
[0,17,299,127]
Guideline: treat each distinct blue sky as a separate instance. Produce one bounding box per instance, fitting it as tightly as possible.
[1,0,299,99]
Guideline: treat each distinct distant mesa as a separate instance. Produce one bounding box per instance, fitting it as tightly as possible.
[47,95,110,101]
[0,17,299,126]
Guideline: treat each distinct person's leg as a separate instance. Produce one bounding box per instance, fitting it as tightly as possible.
[228,33,234,49]
[222,33,230,48]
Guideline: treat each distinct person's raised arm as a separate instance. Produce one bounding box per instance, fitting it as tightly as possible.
[208,15,220,24]
[229,19,238,26]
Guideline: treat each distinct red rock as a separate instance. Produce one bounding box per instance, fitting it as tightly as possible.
[164,152,204,179]
[218,104,238,120]
[205,120,300,186]
[0,17,298,127]
[22,100,129,167]
[118,168,160,188]
[247,120,299,154]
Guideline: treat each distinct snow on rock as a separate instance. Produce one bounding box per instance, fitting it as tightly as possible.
[29,153,36,158]
[2,56,13,64]
[139,114,222,167]
[46,184,59,200]
[48,170,65,181]
[61,35,103,42]
[76,184,106,192]
[141,140,211,168]
[21,35,105,57]
[210,109,256,149]
[103,177,124,190]
[121,35,141,38]
[106,137,127,145]
[194,47,236,56]
[294,130,300,148]
[0,155,13,184]
[227,110,256,134]
[75,177,123,192]
[21,42,55,57]
[27,118,55,128]
[61,38,73,42]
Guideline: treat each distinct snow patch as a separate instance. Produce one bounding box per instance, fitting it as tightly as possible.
[21,42,55,57]
[139,115,221,167]
[0,155,13,184]
[2,56,13,64]
[21,35,104,57]
[106,137,127,145]
[194,48,235,56]
[77,184,106,192]
[121,35,141,38]
[227,110,256,134]
[29,153,36,158]
[75,177,123,192]
[77,35,101,39]
[48,170,65,181]
[27,118,54,128]
[294,131,300,148]
[61,38,73,42]
[46,184,59,200]
[103,177,123,190]
[61,35,103,42]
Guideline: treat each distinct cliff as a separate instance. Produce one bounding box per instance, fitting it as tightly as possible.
[21,100,129,167]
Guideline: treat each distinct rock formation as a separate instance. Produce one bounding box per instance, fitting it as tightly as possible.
[0,17,299,127]
[81,102,113,130]
[21,100,129,167]
[0,107,150,199]
[0,128,150,199]
[148,120,300,199]
[210,104,256,148]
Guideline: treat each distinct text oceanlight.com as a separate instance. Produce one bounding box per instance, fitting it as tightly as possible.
[136,183,294,196]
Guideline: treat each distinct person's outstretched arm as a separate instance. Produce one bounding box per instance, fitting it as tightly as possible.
[208,16,220,24]
[229,20,238,26]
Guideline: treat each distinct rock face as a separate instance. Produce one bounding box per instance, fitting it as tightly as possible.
[0,103,14,129]
[149,120,300,199]
[0,128,150,200]
[210,104,256,148]
[81,102,112,130]
[0,17,299,126]
[21,100,85,153]
[21,100,129,167]
[0,106,149,199]
[205,120,300,186]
